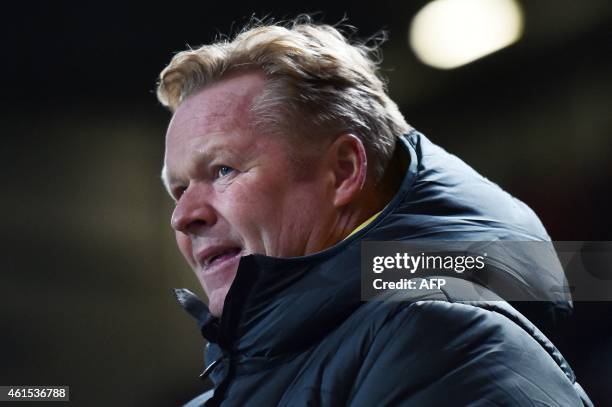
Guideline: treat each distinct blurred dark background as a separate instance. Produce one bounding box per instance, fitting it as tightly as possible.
[1,1,611,405]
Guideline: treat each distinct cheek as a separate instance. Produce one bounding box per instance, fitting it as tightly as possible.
[175,232,195,267]
[229,192,279,247]
[222,177,287,245]
[227,176,281,221]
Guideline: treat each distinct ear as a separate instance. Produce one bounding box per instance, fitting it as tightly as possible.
[327,133,368,207]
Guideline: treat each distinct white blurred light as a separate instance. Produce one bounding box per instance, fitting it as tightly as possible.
[409,0,524,69]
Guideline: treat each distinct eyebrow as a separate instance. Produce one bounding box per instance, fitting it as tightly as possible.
[160,165,172,195]
[160,143,242,194]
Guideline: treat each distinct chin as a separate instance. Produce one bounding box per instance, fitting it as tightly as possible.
[207,285,232,317]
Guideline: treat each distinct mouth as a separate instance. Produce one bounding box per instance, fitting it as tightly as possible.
[197,245,243,274]
[206,247,242,266]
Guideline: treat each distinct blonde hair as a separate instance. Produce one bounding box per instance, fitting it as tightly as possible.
[157,17,411,183]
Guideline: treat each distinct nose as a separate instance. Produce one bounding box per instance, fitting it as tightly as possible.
[171,185,217,235]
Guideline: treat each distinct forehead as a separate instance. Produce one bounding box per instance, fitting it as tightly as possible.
[165,71,267,150]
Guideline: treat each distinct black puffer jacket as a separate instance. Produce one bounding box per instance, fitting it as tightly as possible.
[177,130,592,406]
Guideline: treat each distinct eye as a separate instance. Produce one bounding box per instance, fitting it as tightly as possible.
[172,186,187,201]
[216,166,235,179]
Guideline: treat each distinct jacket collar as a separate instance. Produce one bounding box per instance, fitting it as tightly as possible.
[174,130,419,357]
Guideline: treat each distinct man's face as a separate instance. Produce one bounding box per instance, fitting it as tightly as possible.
[163,72,336,317]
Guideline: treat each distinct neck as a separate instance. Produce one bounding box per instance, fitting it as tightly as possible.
[313,145,408,252]
[320,187,388,248]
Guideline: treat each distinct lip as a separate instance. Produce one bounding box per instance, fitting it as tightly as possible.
[195,245,243,274]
